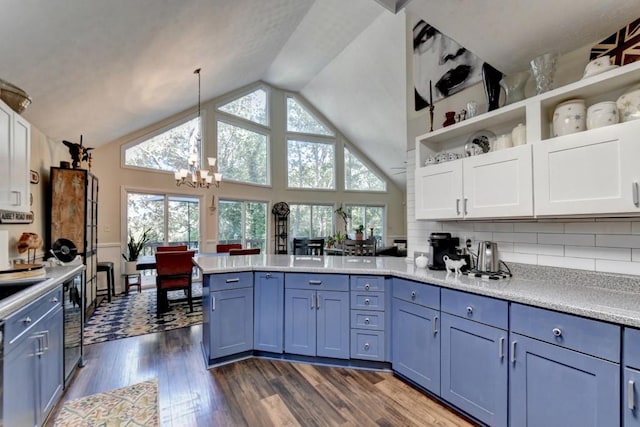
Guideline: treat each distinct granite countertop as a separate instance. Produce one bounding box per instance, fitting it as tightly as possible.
[0,264,85,320]
[194,254,640,328]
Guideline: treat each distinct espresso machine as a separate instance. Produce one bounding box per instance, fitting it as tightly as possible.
[428,232,459,270]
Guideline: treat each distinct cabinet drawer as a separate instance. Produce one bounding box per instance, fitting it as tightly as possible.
[624,328,640,369]
[5,285,63,347]
[285,273,348,291]
[351,291,385,311]
[510,303,620,362]
[350,275,385,292]
[392,278,439,309]
[209,272,253,291]
[351,310,385,330]
[441,288,507,329]
[350,330,385,361]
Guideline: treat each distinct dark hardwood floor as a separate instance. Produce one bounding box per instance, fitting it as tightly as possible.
[46,325,478,426]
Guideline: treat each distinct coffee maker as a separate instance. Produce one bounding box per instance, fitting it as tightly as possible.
[428,232,459,270]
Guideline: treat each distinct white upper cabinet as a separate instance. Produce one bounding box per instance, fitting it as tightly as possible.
[0,99,31,213]
[415,60,640,220]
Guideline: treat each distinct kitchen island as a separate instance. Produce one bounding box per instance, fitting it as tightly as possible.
[195,254,640,427]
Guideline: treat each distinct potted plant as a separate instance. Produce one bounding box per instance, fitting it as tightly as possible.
[334,231,346,247]
[326,235,336,248]
[354,224,364,240]
[122,227,152,275]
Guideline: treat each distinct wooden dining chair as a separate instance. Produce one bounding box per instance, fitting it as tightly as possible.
[156,245,188,252]
[155,250,195,315]
[293,238,325,255]
[228,248,261,256]
[342,239,376,256]
[216,243,242,253]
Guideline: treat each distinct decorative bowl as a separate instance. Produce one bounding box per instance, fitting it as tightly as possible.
[0,78,31,114]
[586,101,619,130]
[616,86,640,123]
[553,99,586,137]
[582,56,618,79]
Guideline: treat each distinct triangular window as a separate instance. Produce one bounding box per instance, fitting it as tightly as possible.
[218,88,268,125]
[287,97,334,136]
[344,147,386,191]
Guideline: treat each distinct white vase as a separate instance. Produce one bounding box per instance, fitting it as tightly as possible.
[499,70,529,105]
[124,260,138,275]
[415,254,428,269]
[530,53,558,94]
[511,123,527,146]
[553,99,586,137]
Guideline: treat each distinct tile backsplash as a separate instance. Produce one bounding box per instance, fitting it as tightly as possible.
[406,149,640,276]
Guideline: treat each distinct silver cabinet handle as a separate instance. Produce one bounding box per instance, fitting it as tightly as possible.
[364,284,370,291]
[456,199,460,215]
[225,278,240,283]
[511,341,517,364]
[552,327,562,337]
[11,190,21,206]
[364,298,371,305]
[310,295,315,310]
[433,315,439,334]
[41,330,49,351]
[316,295,321,310]
[22,316,32,324]
[309,280,322,285]
[499,337,504,360]
[629,380,636,410]
[364,343,370,351]
[634,182,639,207]
[34,334,45,356]
[463,198,468,215]
[51,297,59,303]
[466,306,473,316]
[265,272,271,278]
[211,295,216,311]
[364,317,370,325]
[410,291,417,300]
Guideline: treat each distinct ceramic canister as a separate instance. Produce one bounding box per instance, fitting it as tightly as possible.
[493,133,513,151]
[586,101,619,130]
[552,99,586,137]
[617,84,640,123]
[511,123,527,146]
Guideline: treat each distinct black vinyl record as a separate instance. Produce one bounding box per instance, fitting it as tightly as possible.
[52,238,78,262]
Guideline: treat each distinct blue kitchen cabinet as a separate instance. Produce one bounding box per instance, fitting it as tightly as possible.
[284,273,350,359]
[254,272,284,353]
[441,313,507,427]
[4,287,63,427]
[391,298,440,394]
[210,287,254,359]
[625,367,640,426]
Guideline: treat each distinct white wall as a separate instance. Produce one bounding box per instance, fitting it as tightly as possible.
[405,15,640,276]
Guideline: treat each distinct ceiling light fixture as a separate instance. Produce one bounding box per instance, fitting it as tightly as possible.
[174,68,222,188]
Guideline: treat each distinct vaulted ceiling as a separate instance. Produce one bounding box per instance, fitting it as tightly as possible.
[1,0,638,188]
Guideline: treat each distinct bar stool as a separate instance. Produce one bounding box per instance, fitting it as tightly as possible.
[96,261,115,302]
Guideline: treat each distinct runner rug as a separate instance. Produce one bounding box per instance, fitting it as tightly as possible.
[84,286,203,345]
[54,379,159,427]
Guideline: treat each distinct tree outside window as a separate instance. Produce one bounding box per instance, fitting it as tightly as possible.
[346,205,384,243]
[287,139,335,189]
[289,204,334,241]
[218,200,267,251]
[344,147,386,191]
[217,121,268,185]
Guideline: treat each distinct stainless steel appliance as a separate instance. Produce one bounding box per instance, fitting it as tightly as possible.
[428,233,459,270]
[63,271,84,385]
[476,241,500,273]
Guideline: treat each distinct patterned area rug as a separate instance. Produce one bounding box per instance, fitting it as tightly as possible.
[54,379,159,426]
[84,286,203,345]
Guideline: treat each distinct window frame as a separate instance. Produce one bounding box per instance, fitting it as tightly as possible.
[217,197,270,250]
[344,145,387,193]
[285,135,336,191]
[344,203,387,244]
[121,111,202,173]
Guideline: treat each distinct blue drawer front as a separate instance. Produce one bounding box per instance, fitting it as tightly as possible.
[350,310,385,330]
[5,285,63,347]
[209,272,253,291]
[392,278,439,310]
[350,291,385,311]
[350,330,385,361]
[625,328,640,369]
[285,273,349,291]
[510,303,620,362]
[350,275,385,292]
[441,288,508,330]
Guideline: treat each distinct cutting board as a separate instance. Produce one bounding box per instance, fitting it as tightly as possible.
[0,263,46,281]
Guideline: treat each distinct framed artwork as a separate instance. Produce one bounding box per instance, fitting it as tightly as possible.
[590,18,640,65]
[412,19,483,111]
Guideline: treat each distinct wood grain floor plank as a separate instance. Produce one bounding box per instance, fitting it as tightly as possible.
[260,394,302,427]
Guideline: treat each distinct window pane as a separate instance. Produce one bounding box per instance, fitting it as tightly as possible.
[125,117,200,172]
[218,88,268,125]
[168,197,200,250]
[289,204,334,240]
[346,205,384,243]
[289,204,311,238]
[218,121,268,185]
[218,200,242,244]
[287,139,335,189]
[127,193,164,255]
[245,202,267,251]
[344,147,386,191]
[312,205,333,238]
[287,97,333,136]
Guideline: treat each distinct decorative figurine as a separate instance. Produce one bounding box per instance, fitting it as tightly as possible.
[62,135,93,169]
[443,255,467,276]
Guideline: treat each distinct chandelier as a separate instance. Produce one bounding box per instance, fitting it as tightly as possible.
[174,68,222,189]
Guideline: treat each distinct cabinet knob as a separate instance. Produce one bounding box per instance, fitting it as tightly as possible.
[22,316,31,324]
[51,297,59,303]
[552,327,562,337]
[466,306,473,315]
[411,291,416,299]
[265,273,271,278]
[364,318,370,325]
[364,343,370,351]
[364,298,370,305]
[364,284,370,290]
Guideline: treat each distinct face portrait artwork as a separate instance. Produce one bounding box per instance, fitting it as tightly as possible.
[413,20,483,111]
